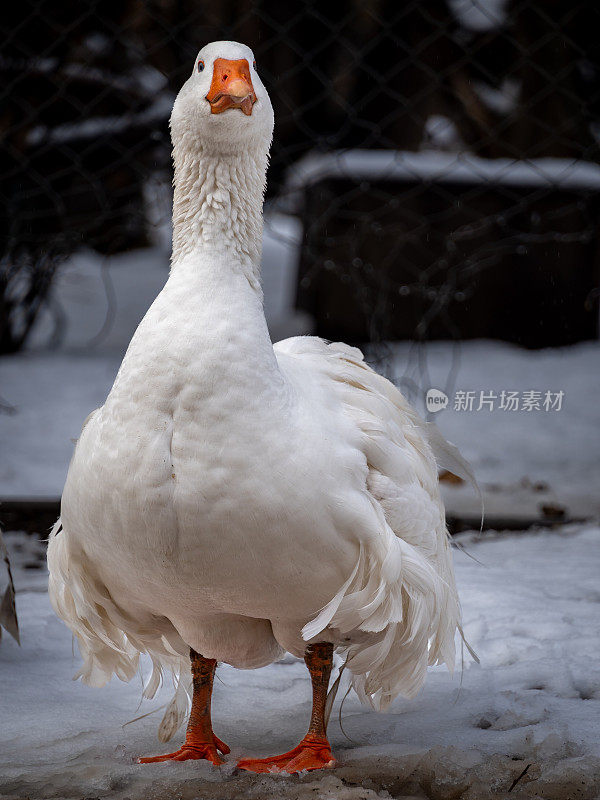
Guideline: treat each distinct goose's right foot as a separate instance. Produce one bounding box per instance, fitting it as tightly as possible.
[138,649,229,766]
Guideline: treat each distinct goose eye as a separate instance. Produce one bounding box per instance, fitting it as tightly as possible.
[197,59,205,73]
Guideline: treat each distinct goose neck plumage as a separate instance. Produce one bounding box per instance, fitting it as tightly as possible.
[170,139,267,294]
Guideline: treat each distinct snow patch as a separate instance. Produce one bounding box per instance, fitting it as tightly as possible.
[286,150,600,196]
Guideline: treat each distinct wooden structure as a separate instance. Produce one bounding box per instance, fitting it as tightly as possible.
[294,152,600,348]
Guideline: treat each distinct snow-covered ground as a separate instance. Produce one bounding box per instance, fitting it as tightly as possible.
[1,523,599,799]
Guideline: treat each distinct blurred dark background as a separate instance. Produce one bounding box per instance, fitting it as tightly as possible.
[1,0,600,353]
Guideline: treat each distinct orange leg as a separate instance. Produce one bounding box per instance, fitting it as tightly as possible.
[237,642,335,773]
[138,649,229,765]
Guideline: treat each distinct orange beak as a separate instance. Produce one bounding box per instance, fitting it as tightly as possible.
[205,58,257,116]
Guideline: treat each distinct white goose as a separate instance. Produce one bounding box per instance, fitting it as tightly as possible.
[48,40,469,773]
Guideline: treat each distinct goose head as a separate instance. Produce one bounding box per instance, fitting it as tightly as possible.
[170,41,274,156]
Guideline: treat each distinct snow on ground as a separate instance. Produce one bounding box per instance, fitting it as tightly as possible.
[1,523,599,799]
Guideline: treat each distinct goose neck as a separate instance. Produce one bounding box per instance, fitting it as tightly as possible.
[171,143,267,288]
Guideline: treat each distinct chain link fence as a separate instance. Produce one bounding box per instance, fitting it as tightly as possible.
[1,0,599,358]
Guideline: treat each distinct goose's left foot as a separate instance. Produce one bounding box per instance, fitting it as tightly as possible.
[138,650,229,766]
[237,642,335,774]
[237,732,334,773]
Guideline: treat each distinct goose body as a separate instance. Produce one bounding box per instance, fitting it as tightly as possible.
[48,41,463,766]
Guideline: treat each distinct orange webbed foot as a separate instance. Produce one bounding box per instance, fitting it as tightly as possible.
[236,734,335,774]
[138,734,230,765]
